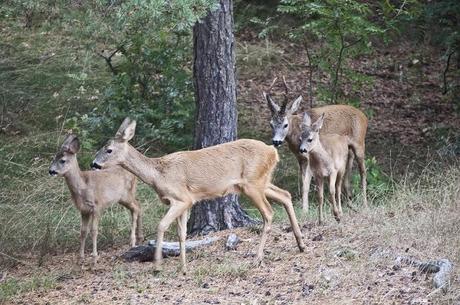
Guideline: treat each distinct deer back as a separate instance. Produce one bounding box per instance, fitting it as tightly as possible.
[288,104,368,155]
[153,139,279,202]
[82,167,137,208]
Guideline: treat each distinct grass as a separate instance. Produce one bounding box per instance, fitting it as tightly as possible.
[0,272,57,303]
[193,258,250,287]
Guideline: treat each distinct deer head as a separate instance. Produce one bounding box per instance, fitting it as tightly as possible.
[91,117,136,170]
[49,134,81,176]
[263,93,303,147]
[299,112,324,154]
[263,76,303,147]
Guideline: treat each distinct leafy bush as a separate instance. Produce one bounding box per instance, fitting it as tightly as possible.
[278,0,384,104]
[58,0,217,151]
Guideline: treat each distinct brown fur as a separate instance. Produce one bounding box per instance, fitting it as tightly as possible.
[265,94,368,210]
[49,135,143,266]
[93,119,305,273]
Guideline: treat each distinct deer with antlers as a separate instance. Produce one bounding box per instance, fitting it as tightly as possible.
[263,77,368,211]
[49,134,143,266]
[91,118,305,273]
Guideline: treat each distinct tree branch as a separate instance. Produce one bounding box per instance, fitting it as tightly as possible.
[442,50,455,95]
[97,46,123,75]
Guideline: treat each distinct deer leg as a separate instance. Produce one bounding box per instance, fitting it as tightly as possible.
[316,178,324,225]
[79,214,91,265]
[176,209,188,275]
[329,172,340,222]
[336,171,344,216]
[154,201,190,272]
[299,159,312,211]
[135,201,144,244]
[90,214,100,266]
[343,149,354,201]
[244,187,273,265]
[121,200,140,247]
[266,184,305,252]
[352,145,368,207]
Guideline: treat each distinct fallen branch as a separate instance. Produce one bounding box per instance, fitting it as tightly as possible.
[395,256,453,292]
[122,237,220,262]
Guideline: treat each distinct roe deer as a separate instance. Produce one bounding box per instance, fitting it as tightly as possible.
[299,112,349,224]
[263,80,368,210]
[91,118,305,273]
[49,134,143,265]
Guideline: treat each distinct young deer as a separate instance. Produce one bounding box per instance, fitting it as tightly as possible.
[49,134,143,265]
[263,85,368,211]
[91,118,305,273]
[299,112,349,224]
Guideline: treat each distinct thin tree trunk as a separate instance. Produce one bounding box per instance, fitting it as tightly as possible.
[188,0,254,236]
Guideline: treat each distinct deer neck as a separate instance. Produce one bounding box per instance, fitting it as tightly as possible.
[286,114,302,154]
[122,144,161,186]
[309,141,334,174]
[63,159,87,207]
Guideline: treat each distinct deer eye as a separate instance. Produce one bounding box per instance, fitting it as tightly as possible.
[60,159,66,164]
[283,124,288,128]
[307,138,313,143]
[107,149,112,154]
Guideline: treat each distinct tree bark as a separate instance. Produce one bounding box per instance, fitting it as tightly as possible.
[188,0,254,236]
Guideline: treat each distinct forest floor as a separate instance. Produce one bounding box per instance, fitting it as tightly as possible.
[1,23,460,305]
[6,194,460,305]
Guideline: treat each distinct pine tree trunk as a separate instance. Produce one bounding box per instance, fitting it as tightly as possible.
[187,0,254,236]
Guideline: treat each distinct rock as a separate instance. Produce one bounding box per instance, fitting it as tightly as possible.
[312,234,323,241]
[225,233,240,250]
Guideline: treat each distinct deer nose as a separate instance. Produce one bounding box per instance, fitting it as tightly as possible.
[272,140,283,147]
[49,170,57,176]
[91,162,102,170]
[300,148,308,154]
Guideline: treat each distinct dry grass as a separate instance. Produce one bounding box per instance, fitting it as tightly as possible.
[1,163,458,304]
[0,132,168,269]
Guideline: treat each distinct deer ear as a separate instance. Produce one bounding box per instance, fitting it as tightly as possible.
[115,118,136,141]
[115,117,132,138]
[263,92,280,114]
[61,134,80,154]
[302,112,312,128]
[288,96,303,114]
[312,113,325,131]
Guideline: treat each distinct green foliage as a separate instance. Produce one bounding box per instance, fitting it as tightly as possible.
[278,0,384,104]
[58,0,217,151]
[352,156,392,201]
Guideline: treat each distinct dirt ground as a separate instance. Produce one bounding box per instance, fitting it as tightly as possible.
[6,202,459,305]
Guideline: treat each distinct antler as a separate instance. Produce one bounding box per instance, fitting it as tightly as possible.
[267,77,278,94]
[280,76,291,114]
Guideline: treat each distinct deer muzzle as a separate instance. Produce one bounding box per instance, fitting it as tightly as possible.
[90,162,102,170]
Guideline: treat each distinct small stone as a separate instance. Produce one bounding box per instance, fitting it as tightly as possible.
[312,234,323,241]
[226,234,240,250]
[202,283,210,289]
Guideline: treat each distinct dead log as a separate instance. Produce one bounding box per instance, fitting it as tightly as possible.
[395,256,453,292]
[122,237,219,262]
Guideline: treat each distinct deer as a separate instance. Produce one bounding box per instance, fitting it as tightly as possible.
[90,118,306,274]
[263,77,368,211]
[299,112,349,224]
[49,134,143,266]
